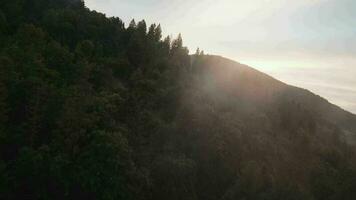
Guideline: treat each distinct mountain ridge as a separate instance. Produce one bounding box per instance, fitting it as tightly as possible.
[192,55,356,144]
[200,55,356,116]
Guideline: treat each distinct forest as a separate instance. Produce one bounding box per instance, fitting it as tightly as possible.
[1,0,356,199]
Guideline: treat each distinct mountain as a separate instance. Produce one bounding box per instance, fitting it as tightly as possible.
[1,0,356,200]
[192,55,356,143]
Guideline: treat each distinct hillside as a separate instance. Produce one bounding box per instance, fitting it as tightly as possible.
[192,56,356,143]
[1,0,356,200]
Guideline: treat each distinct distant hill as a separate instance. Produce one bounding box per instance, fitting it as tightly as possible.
[193,55,356,144]
[1,0,356,200]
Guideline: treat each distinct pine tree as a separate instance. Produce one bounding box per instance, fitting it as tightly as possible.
[172,33,183,49]
[137,20,147,35]
[195,48,200,56]
[128,19,136,29]
[154,24,162,41]
[148,23,156,38]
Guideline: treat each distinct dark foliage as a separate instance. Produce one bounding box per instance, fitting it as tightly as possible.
[1,1,356,199]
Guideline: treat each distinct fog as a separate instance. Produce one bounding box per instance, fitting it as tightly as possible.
[86,0,356,113]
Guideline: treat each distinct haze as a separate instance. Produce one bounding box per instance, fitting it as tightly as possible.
[86,0,356,113]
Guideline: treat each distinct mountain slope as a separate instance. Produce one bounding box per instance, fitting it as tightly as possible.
[192,55,356,143]
[1,1,356,200]
[176,54,356,199]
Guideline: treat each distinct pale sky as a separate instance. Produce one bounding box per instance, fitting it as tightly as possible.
[85,0,356,114]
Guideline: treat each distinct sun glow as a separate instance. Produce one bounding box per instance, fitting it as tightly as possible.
[85,0,356,113]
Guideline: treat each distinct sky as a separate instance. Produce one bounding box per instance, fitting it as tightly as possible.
[85,0,356,114]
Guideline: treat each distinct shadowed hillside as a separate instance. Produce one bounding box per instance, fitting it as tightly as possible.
[1,0,356,199]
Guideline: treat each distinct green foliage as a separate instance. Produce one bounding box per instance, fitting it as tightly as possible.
[1,0,356,200]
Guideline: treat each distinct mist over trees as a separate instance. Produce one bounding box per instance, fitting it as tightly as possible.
[1,0,356,199]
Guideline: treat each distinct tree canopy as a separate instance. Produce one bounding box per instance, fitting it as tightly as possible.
[1,0,356,199]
